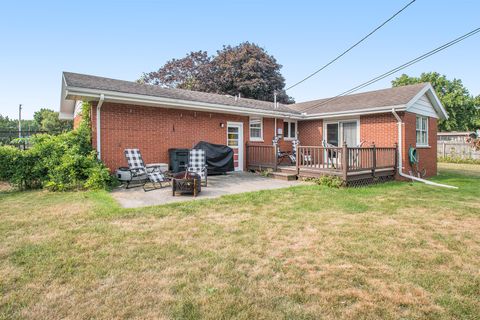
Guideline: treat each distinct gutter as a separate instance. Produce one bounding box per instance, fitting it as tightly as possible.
[96,94,105,160]
[391,108,457,189]
[65,87,301,119]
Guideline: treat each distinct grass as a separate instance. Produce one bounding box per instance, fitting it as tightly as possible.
[0,163,479,319]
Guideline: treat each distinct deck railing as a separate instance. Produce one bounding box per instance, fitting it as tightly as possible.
[246,143,277,170]
[246,142,397,180]
[297,144,397,179]
[296,145,343,171]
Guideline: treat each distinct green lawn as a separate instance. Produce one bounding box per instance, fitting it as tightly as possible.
[1,163,479,319]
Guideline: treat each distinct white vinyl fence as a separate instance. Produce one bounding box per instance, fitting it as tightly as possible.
[437,141,480,160]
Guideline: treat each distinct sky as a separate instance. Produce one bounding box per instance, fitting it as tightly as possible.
[0,0,479,119]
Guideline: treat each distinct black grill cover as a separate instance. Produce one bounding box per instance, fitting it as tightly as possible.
[194,141,234,174]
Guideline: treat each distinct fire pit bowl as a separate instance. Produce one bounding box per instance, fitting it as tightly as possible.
[172,171,201,197]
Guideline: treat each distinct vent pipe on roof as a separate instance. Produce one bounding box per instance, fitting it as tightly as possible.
[273,90,277,109]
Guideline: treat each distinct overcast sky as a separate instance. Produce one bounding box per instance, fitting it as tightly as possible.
[1,0,479,119]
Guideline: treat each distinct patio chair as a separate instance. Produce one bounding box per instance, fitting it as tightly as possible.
[288,139,300,164]
[124,148,170,191]
[350,140,366,168]
[322,140,339,168]
[272,136,289,165]
[187,149,208,186]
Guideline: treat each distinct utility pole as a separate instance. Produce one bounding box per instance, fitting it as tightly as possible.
[18,104,22,138]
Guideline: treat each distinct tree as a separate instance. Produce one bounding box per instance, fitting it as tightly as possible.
[33,109,72,133]
[139,42,294,103]
[392,72,479,131]
[139,51,213,91]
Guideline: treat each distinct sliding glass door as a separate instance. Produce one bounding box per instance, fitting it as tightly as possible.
[324,120,358,147]
[326,123,339,146]
[342,121,358,147]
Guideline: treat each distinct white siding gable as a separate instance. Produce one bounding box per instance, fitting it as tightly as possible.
[407,93,438,118]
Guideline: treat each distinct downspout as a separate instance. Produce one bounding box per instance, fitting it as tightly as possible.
[274,117,277,142]
[96,94,105,160]
[391,108,457,189]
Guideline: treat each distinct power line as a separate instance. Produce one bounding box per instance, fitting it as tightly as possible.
[285,0,416,91]
[299,27,480,114]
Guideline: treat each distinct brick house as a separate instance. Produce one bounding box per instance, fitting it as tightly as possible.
[59,72,447,182]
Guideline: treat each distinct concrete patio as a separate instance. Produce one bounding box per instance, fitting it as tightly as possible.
[111,172,302,208]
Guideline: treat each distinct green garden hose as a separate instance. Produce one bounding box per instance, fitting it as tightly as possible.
[408,146,419,165]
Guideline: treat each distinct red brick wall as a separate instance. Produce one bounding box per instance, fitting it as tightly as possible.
[90,103,438,177]
[297,119,323,145]
[360,113,398,147]
[91,102,286,171]
[249,118,292,151]
[402,112,437,177]
[361,112,437,177]
[73,114,82,129]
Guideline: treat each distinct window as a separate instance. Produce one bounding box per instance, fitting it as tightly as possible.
[416,115,428,146]
[249,117,263,141]
[283,120,297,140]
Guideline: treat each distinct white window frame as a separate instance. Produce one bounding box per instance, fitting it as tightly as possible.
[323,118,360,147]
[416,115,429,147]
[283,120,297,140]
[249,117,263,141]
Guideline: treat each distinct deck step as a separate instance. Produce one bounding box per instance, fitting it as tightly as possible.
[276,166,297,174]
[268,171,298,181]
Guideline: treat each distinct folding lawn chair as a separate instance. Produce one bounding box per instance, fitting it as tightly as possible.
[187,149,208,186]
[124,148,170,191]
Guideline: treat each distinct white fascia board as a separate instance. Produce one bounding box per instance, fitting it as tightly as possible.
[59,74,76,118]
[59,111,74,120]
[65,87,303,119]
[303,105,407,119]
[405,84,448,120]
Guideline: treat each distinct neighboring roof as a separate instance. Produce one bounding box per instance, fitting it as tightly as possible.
[289,83,429,114]
[59,72,448,120]
[62,72,299,114]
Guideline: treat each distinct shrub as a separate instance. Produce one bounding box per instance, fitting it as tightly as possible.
[0,102,113,191]
[307,175,344,188]
[0,145,19,181]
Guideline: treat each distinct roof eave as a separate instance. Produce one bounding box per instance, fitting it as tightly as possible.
[302,105,407,119]
[64,86,303,119]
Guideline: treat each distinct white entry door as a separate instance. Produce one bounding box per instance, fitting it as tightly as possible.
[227,122,244,171]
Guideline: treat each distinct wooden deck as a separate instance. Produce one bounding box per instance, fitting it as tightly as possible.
[246,143,397,186]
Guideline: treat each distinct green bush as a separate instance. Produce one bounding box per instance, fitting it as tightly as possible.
[307,175,344,188]
[0,102,113,191]
[438,156,480,165]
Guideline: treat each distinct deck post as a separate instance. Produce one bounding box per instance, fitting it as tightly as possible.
[245,142,249,170]
[273,144,278,172]
[393,142,398,174]
[371,142,376,178]
[295,143,300,175]
[342,142,348,182]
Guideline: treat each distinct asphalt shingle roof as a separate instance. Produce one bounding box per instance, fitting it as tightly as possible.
[63,72,300,114]
[288,83,429,115]
[63,72,430,116]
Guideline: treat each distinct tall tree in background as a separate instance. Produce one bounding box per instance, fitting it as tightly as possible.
[139,42,294,103]
[33,108,72,132]
[392,72,479,131]
[139,51,213,91]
